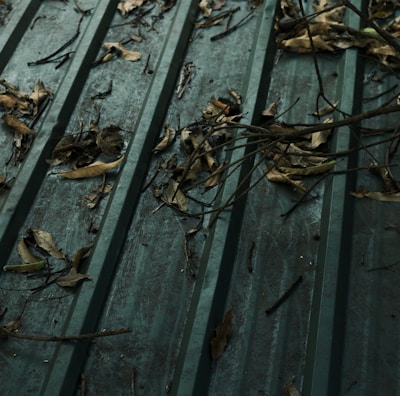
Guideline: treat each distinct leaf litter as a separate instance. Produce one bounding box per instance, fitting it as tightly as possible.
[3,228,92,289]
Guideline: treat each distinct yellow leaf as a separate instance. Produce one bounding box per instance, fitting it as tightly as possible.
[60,156,124,179]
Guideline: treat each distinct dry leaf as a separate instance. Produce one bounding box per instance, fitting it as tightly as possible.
[71,246,92,271]
[117,0,143,16]
[210,309,233,360]
[312,101,339,116]
[309,117,333,148]
[153,126,176,152]
[266,167,307,193]
[278,160,337,176]
[199,0,212,17]
[60,156,124,179]
[351,187,400,202]
[103,42,141,62]
[28,229,65,259]
[56,268,91,288]
[262,100,279,119]
[204,162,225,188]
[2,114,34,134]
[30,80,51,108]
[3,261,45,273]
[17,238,43,264]
[165,178,188,211]
[0,93,19,109]
[284,376,301,396]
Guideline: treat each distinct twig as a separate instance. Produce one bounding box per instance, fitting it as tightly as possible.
[211,11,253,41]
[28,16,83,66]
[265,275,303,315]
[246,241,255,273]
[0,327,131,341]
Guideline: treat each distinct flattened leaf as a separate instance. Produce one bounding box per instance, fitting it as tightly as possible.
[103,42,141,62]
[351,187,400,202]
[153,126,176,152]
[72,246,92,271]
[28,229,65,259]
[3,261,45,273]
[278,160,337,176]
[2,115,34,135]
[204,162,225,188]
[310,117,333,149]
[312,101,338,117]
[60,156,124,179]
[165,178,188,211]
[266,167,307,193]
[30,80,52,108]
[17,237,42,264]
[117,0,143,16]
[199,0,212,17]
[56,268,91,288]
[210,309,233,360]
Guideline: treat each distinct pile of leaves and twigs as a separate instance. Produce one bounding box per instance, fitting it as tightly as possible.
[142,0,400,232]
[276,0,400,73]
[92,0,176,67]
[0,77,52,187]
[2,228,92,290]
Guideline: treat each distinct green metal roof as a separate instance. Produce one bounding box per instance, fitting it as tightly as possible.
[1,1,400,395]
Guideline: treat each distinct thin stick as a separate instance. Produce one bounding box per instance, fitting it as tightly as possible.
[265,275,303,315]
[28,16,83,66]
[211,11,253,41]
[1,327,131,341]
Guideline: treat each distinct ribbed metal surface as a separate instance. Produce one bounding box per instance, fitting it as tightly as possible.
[0,1,399,395]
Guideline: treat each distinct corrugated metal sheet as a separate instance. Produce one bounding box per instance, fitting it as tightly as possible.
[1,1,400,395]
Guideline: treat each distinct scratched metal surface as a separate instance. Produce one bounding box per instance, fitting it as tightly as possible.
[0,1,400,395]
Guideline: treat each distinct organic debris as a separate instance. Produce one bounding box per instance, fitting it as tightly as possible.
[48,107,125,180]
[210,309,233,360]
[276,0,400,72]
[0,77,52,164]
[145,94,239,214]
[2,229,93,289]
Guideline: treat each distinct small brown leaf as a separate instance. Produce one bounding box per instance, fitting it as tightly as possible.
[103,42,141,62]
[60,156,124,179]
[153,126,176,152]
[2,114,34,135]
[312,101,339,117]
[165,178,188,211]
[3,261,45,273]
[117,0,143,16]
[30,80,52,108]
[210,309,233,360]
[17,238,43,264]
[56,268,91,288]
[199,0,212,17]
[71,246,92,271]
[28,229,65,259]
[351,187,400,202]
[266,167,307,194]
[204,162,225,188]
[278,160,337,176]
